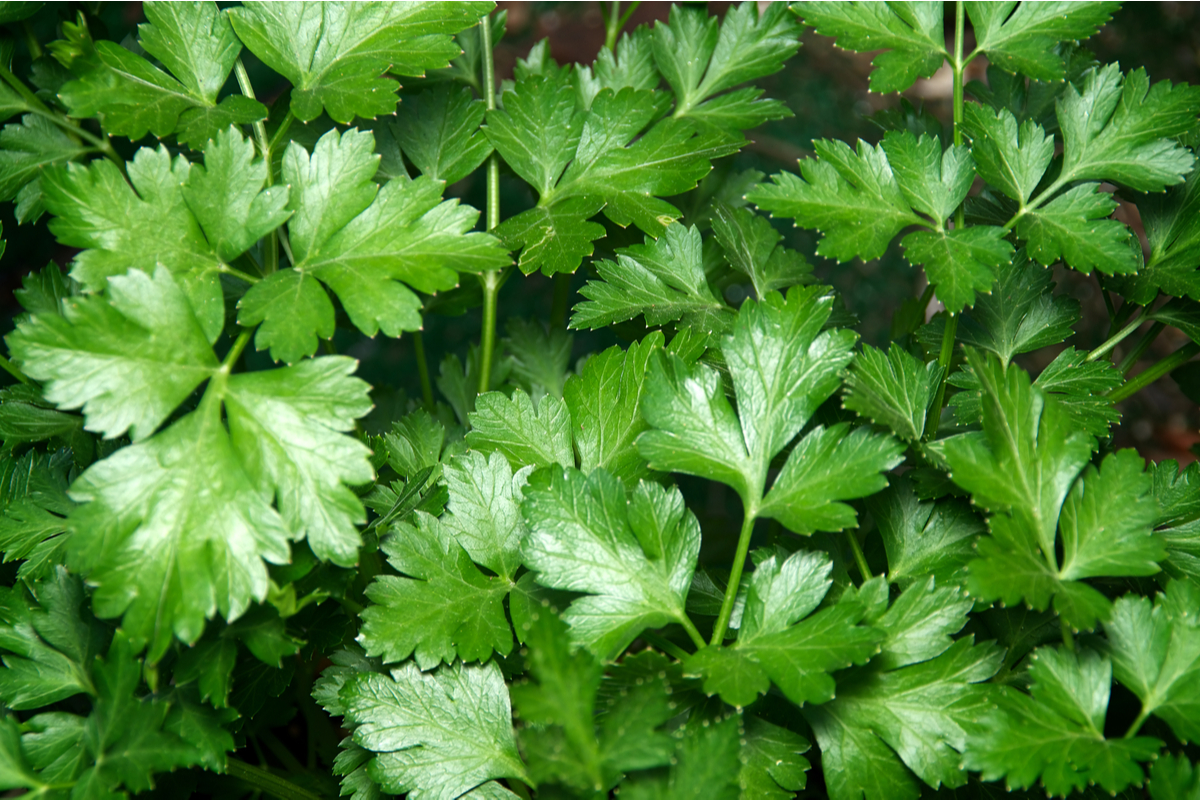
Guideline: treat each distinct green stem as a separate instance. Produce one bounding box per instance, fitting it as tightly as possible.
[550,272,571,329]
[224,758,327,800]
[508,780,533,800]
[711,511,756,646]
[1116,322,1165,374]
[0,61,121,167]
[951,0,966,231]
[605,1,622,51]
[1061,618,1075,652]
[477,12,503,396]
[413,330,435,411]
[221,330,253,372]
[21,20,42,60]
[0,354,30,384]
[1124,707,1151,739]
[219,263,262,285]
[267,109,296,162]
[678,615,706,650]
[1086,308,1146,362]
[234,57,281,276]
[846,531,872,584]
[926,313,958,438]
[1107,342,1200,403]
[1102,287,1117,321]
[642,630,692,661]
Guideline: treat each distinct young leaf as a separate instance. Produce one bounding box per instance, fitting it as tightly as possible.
[440,451,529,581]
[795,3,947,94]
[966,2,1118,80]
[842,343,943,442]
[466,389,574,470]
[563,333,663,487]
[340,660,529,799]
[685,550,882,706]
[653,3,801,129]
[521,468,700,658]
[227,2,492,123]
[1102,581,1200,744]
[391,84,493,185]
[572,223,732,338]
[504,319,572,400]
[358,512,513,670]
[7,267,219,442]
[963,646,1162,796]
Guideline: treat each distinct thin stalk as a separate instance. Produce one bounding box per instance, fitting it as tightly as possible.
[641,630,692,661]
[221,329,253,372]
[477,12,502,396]
[951,0,966,231]
[1061,618,1075,652]
[711,512,757,646]
[22,20,42,60]
[1124,707,1151,739]
[1086,308,1146,362]
[605,1,622,51]
[233,58,281,275]
[678,615,706,650]
[1116,322,1165,374]
[846,532,872,584]
[413,330,435,411]
[267,109,296,160]
[1107,342,1200,403]
[0,354,30,384]
[1102,288,1117,321]
[0,62,121,167]
[219,263,262,285]
[550,272,571,329]
[508,780,533,800]
[224,759,326,800]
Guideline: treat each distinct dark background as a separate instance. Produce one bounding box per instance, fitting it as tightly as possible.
[2,1,1199,461]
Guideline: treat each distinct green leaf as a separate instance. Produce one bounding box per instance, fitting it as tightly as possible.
[227,2,492,123]
[504,319,572,400]
[224,356,374,566]
[7,267,219,442]
[1017,183,1137,275]
[0,570,104,709]
[739,717,811,798]
[174,95,269,151]
[494,198,607,277]
[711,204,813,299]
[620,715,741,800]
[963,646,1162,797]
[383,409,446,478]
[139,1,242,106]
[575,26,659,109]
[392,84,492,185]
[466,389,574,470]
[685,550,882,706]
[759,423,904,535]
[572,223,732,337]
[955,250,1082,364]
[180,125,291,263]
[522,468,700,658]
[359,512,513,669]
[341,660,529,799]
[1057,65,1200,192]
[0,450,73,581]
[807,636,1002,800]
[0,115,90,203]
[1150,754,1200,800]
[236,269,336,366]
[966,2,1118,80]
[41,146,229,342]
[484,73,582,199]
[441,450,529,581]
[1102,581,1200,744]
[843,343,942,442]
[868,476,984,587]
[794,2,946,94]
[511,609,674,793]
[563,333,663,487]
[0,716,38,792]
[901,226,1015,313]
[653,3,801,128]
[748,138,923,263]
[963,104,1055,205]
[882,131,975,225]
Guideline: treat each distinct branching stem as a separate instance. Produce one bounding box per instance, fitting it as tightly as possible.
[1116,322,1165,374]
[642,630,693,661]
[1107,342,1200,403]
[221,329,253,372]
[1086,308,1145,362]
[711,510,756,646]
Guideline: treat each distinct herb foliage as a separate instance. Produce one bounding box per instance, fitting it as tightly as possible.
[0,2,1199,799]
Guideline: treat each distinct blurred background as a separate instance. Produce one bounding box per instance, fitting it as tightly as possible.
[1,1,1199,461]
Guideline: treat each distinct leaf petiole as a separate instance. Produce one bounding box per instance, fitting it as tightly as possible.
[1086,307,1146,362]
[224,758,327,800]
[0,353,31,384]
[845,530,872,584]
[478,11,504,395]
[641,630,693,661]
[711,511,756,645]
[1115,322,1165,374]
[1107,341,1200,402]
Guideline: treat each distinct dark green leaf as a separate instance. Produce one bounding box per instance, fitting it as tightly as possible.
[843,344,942,441]
[966,2,1118,80]
[391,84,492,185]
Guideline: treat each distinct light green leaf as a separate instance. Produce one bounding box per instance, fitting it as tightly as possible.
[359,512,513,669]
[563,333,663,487]
[485,73,582,199]
[963,646,1162,797]
[341,660,529,800]
[224,357,374,566]
[466,389,573,471]
[1019,185,1138,276]
[236,269,336,366]
[843,344,942,441]
[748,138,923,263]
[441,450,529,582]
[227,1,492,123]
[1102,581,1200,744]
[139,1,242,105]
[882,131,974,224]
[7,267,219,442]
[494,198,607,277]
[794,2,946,94]
[391,84,492,185]
[521,468,700,659]
[966,2,1118,80]
[739,717,811,798]
[572,223,732,337]
[174,95,269,150]
[901,226,1015,313]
